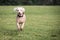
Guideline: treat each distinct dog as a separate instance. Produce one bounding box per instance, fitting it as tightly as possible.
[14,7,26,31]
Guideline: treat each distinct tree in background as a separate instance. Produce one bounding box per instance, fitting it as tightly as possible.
[0,0,60,5]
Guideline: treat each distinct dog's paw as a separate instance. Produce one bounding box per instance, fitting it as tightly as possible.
[20,29,23,31]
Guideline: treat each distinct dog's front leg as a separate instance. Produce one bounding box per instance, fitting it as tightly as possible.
[17,23,20,31]
[20,23,25,31]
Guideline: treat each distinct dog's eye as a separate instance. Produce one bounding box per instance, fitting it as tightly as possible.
[16,9,19,11]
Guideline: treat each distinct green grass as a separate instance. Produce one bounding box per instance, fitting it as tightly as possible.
[0,6,60,40]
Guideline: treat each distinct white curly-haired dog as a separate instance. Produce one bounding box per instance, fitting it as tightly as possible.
[14,7,26,31]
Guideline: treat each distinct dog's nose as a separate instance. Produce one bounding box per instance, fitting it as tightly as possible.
[19,12,21,14]
[18,12,22,16]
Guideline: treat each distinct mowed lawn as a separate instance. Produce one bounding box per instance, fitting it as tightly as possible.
[0,6,60,40]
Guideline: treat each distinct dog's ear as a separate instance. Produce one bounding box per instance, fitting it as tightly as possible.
[22,7,25,12]
[14,8,16,11]
[14,8,18,12]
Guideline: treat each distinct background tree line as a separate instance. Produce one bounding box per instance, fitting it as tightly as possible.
[0,0,60,5]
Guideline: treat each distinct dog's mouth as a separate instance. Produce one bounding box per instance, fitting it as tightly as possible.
[17,12,24,17]
[18,15,23,17]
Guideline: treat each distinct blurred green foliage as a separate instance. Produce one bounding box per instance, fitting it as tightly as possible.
[0,0,60,5]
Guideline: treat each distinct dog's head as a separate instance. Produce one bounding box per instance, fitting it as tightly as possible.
[14,7,25,17]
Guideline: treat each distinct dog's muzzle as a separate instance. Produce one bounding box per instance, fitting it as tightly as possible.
[17,12,24,17]
[17,15,23,17]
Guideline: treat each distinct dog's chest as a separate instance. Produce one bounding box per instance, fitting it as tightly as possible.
[16,15,26,23]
